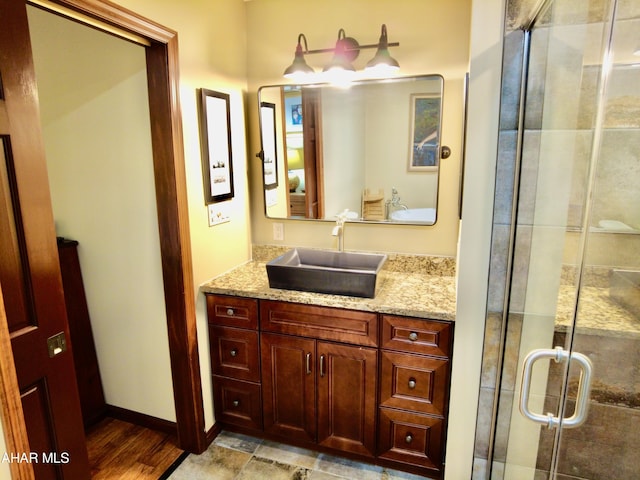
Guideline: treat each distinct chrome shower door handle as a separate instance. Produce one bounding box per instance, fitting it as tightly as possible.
[519,347,593,429]
[519,348,565,429]
[561,351,593,428]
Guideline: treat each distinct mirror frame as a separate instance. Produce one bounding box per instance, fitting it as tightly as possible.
[258,74,446,225]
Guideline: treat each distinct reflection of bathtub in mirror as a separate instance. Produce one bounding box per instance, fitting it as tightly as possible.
[389,208,436,224]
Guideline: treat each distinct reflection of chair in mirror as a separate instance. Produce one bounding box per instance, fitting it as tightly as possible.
[362,188,385,220]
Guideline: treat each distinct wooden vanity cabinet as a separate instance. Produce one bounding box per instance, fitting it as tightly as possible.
[206,294,453,479]
[260,301,378,457]
[207,295,262,431]
[378,314,453,477]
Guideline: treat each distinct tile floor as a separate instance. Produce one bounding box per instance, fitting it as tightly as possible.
[166,430,427,480]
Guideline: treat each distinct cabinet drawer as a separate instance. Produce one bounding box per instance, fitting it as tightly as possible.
[212,376,262,431]
[206,294,258,329]
[261,300,378,347]
[209,325,260,382]
[378,407,444,474]
[379,350,449,417]
[381,315,452,357]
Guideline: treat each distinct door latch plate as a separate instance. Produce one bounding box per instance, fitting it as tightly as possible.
[47,332,67,358]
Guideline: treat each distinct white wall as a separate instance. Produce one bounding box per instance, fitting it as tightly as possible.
[447,0,506,478]
[28,7,175,421]
[110,0,251,431]
[322,88,366,217]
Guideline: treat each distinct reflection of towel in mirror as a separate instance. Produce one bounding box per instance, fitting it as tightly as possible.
[597,219,634,231]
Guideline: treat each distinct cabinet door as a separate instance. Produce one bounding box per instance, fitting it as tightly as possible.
[261,333,316,443]
[317,341,378,457]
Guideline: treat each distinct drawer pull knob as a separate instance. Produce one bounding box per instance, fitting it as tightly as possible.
[227,308,234,316]
[408,378,417,389]
[230,348,238,357]
[232,400,240,407]
[405,434,413,444]
[409,332,419,341]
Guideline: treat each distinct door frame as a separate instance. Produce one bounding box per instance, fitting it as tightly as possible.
[0,0,206,463]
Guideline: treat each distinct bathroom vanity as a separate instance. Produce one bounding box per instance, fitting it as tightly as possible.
[202,249,456,479]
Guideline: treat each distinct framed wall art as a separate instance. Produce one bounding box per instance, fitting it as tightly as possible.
[259,101,279,189]
[199,88,234,203]
[408,93,442,171]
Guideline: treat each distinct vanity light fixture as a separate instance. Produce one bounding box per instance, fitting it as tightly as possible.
[283,24,400,81]
[323,29,359,74]
[365,24,400,74]
[283,34,315,78]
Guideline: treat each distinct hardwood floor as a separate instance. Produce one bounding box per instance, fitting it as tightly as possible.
[86,417,185,479]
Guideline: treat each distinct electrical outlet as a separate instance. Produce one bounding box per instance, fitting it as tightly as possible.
[273,223,284,241]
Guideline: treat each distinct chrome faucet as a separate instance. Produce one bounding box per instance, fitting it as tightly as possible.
[332,209,351,252]
[385,187,408,219]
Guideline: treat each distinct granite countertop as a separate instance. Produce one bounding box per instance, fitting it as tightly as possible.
[201,259,457,321]
[200,247,639,336]
[556,285,640,338]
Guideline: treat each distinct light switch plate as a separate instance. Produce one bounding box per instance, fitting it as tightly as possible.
[208,204,230,227]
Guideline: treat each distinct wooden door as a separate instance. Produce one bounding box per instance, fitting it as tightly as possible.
[261,333,316,443]
[0,0,90,478]
[301,88,324,219]
[317,342,378,457]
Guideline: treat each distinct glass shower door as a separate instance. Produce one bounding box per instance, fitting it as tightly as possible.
[495,0,640,478]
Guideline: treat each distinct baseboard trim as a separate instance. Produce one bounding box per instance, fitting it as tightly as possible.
[106,404,177,436]
[205,422,222,445]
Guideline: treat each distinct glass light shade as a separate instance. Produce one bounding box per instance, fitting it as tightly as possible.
[323,36,357,73]
[365,51,400,74]
[365,24,399,73]
[284,44,315,79]
[323,56,356,73]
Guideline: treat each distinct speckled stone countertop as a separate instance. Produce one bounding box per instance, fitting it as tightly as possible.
[556,285,640,338]
[200,246,457,321]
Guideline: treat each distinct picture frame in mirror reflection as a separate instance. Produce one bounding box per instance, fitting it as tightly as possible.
[198,88,234,204]
[260,101,279,189]
[408,93,441,171]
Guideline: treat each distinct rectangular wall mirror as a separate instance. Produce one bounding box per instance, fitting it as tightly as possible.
[258,74,444,225]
